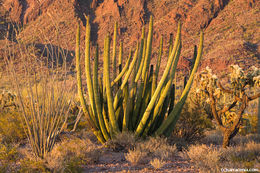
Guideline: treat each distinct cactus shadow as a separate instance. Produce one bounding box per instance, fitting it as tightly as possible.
[35,43,75,68]
[74,0,99,45]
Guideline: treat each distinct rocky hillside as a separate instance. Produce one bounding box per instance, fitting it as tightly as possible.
[0,0,259,74]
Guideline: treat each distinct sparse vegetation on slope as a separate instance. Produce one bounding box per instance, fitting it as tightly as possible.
[0,0,259,172]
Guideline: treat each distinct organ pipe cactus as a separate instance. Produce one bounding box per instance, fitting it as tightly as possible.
[76,16,204,143]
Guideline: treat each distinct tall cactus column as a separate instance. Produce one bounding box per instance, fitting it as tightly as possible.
[76,16,204,143]
[104,35,120,135]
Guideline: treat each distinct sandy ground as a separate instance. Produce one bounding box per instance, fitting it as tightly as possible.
[83,149,198,173]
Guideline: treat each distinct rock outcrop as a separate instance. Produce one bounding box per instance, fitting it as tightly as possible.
[1,0,259,73]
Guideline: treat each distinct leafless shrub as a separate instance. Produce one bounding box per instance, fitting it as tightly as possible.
[4,26,74,158]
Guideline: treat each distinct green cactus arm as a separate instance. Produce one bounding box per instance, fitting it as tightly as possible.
[93,45,110,141]
[151,37,163,96]
[111,51,132,87]
[168,33,173,57]
[122,82,130,131]
[135,22,181,137]
[112,22,118,80]
[123,62,138,131]
[155,37,163,83]
[135,35,146,83]
[93,130,105,144]
[134,27,145,78]
[145,52,179,136]
[102,102,110,134]
[75,22,97,129]
[152,41,181,118]
[167,84,175,115]
[132,81,145,128]
[103,34,120,134]
[120,44,139,90]
[113,89,123,111]
[119,41,123,66]
[150,65,156,96]
[190,45,197,74]
[154,86,172,131]
[84,16,99,129]
[155,31,204,136]
[123,86,135,131]
[180,32,203,99]
[142,16,153,81]
[112,50,132,110]
[98,76,103,101]
[162,94,188,137]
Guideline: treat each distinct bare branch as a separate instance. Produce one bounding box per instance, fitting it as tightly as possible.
[249,93,260,101]
[218,100,237,115]
[209,91,226,131]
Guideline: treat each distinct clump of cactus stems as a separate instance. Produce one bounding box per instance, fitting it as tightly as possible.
[76,16,204,143]
[196,65,260,148]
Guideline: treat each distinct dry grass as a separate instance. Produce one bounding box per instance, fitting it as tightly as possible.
[201,130,223,145]
[106,132,137,151]
[187,144,222,172]
[45,135,102,171]
[202,130,260,146]
[187,137,260,172]
[125,147,147,165]
[138,137,177,160]
[125,136,177,167]
[0,143,20,172]
[150,158,166,170]
[0,133,103,172]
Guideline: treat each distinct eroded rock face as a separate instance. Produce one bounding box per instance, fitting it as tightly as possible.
[1,0,259,73]
[3,0,54,24]
[3,0,23,23]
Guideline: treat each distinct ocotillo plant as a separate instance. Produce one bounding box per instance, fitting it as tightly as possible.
[76,16,204,143]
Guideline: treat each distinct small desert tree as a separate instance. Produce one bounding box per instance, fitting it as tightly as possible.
[196,65,260,148]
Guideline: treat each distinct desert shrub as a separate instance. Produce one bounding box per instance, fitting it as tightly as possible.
[125,147,147,165]
[137,137,177,160]
[125,137,177,166]
[187,144,223,172]
[149,158,166,170]
[202,131,260,146]
[19,159,50,173]
[0,143,20,172]
[201,130,223,145]
[173,98,213,143]
[0,112,26,144]
[187,141,260,172]
[222,141,260,165]
[0,90,26,143]
[106,132,136,151]
[45,136,102,172]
